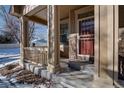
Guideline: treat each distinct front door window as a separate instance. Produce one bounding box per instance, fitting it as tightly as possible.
[78,17,94,56]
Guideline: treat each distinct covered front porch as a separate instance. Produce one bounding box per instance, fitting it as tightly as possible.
[19,5,95,73]
[19,5,96,87]
[11,5,121,87]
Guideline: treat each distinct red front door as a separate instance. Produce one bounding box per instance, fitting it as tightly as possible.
[78,17,94,57]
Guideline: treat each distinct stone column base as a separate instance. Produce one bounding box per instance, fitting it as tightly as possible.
[47,64,61,73]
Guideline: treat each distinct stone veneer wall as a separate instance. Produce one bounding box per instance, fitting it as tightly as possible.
[69,34,77,59]
[69,9,77,60]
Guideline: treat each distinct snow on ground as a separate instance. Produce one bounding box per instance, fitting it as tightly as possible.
[0,48,20,55]
[0,48,34,88]
[0,48,51,88]
[0,48,20,68]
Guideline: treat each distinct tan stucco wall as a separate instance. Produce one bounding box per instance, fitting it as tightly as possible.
[99,6,108,78]
[95,6,119,85]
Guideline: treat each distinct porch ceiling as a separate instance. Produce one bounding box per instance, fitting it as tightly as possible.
[59,5,87,19]
[25,5,89,25]
[35,8,47,21]
[33,5,87,20]
[25,5,47,25]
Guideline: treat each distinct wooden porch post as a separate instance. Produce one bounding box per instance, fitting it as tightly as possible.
[94,5,118,84]
[114,5,119,86]
[94,5,100,78]
[47,5,61,73]
[20,16,29,67]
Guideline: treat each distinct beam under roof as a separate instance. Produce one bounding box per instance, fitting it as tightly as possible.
[26,15,47,25]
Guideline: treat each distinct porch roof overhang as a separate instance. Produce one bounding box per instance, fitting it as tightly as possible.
[10,5,47,25]
[10,5,24,18]
[23,5,47,25]
[10,5,91,25]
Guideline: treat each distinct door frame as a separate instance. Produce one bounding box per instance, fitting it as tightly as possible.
[77,16,94,57]
[75,6,94,58]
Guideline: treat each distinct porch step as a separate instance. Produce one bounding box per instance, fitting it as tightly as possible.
[24,62,95,88]
[57,71,94,88]
[24,62,53,80]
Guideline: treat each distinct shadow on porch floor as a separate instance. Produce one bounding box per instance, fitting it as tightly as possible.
[53,58,95,88]
[24,58,117,88]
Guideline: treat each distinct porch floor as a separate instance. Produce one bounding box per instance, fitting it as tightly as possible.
[24,58,116,88]
[53,58,114,88]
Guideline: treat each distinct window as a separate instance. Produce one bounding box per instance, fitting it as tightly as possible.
[60,23,68,45]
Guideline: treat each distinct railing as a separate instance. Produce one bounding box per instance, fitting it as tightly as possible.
[24,46,48,66]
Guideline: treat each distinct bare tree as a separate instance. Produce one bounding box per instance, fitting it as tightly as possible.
[28,21,35,43]
[0,5,20,43]
[0,5,36,44]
